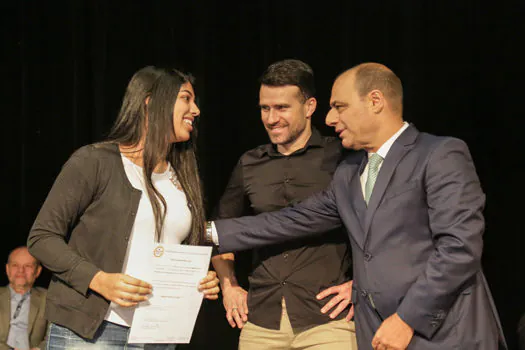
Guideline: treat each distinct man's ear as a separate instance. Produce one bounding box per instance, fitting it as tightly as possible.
[368,90,384,114]
[305,97,317,118]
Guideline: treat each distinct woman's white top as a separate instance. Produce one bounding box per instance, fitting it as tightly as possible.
[105,154,192,327]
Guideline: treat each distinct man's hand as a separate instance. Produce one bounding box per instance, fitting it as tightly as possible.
[199,270,220,300]
[316,280,354,321]
[89,271,152,307]
[222,284,249,328]
[372,313,414,350]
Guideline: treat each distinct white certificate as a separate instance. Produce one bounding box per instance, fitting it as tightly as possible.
[128,243,212,344]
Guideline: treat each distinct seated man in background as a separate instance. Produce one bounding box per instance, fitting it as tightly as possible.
[0,246,47,350]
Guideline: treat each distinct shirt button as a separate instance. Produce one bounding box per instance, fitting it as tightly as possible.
[283,253,288,259]
[281,281,287,286]
[284,179,290,183]
[364,252,372,261]
[435,310,445,319]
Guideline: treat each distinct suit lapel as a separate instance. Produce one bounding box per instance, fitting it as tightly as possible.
[363,125,419,238]
[28,288,40,335]
[340,151,367,250]
[0,287,10,338]
[351,154,368,230]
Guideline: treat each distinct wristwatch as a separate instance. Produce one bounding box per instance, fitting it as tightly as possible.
[205,221,213,245]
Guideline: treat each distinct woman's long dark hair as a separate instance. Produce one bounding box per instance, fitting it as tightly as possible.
[107,66,205,245]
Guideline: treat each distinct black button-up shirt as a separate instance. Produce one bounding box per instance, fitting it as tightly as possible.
[215,128,352,330]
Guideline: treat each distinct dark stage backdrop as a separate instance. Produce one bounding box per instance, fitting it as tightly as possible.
[3,1,524,348]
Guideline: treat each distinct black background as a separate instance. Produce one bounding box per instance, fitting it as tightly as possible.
[3,1,524,348]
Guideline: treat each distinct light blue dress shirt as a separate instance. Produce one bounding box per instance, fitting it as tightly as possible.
[7,286,31,350]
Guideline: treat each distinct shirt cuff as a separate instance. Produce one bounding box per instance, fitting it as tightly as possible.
[211,221,220,245]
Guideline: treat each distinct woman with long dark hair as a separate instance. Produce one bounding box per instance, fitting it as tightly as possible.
[27,66,219,349]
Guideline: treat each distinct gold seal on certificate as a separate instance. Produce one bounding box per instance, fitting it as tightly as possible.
[153,245,164,257]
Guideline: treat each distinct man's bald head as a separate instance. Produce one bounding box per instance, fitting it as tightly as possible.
[336,63,403,115]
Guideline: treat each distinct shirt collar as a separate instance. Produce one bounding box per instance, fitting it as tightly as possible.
[260,127,324,158]
[373,121,409,159]
[8,285,30,299]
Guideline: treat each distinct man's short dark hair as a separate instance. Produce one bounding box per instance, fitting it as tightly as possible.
[259,59,315,102]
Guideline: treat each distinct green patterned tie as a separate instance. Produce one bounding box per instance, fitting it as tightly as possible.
[364,153,383,204]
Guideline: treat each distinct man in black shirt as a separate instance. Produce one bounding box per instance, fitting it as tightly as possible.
[211,60,357,349]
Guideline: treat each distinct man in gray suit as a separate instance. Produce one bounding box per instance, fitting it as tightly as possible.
[1,247,47,350]
[209,62,506,349]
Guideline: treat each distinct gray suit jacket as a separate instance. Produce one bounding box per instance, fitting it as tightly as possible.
[0,286,47,350]
[215,125,506,349]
